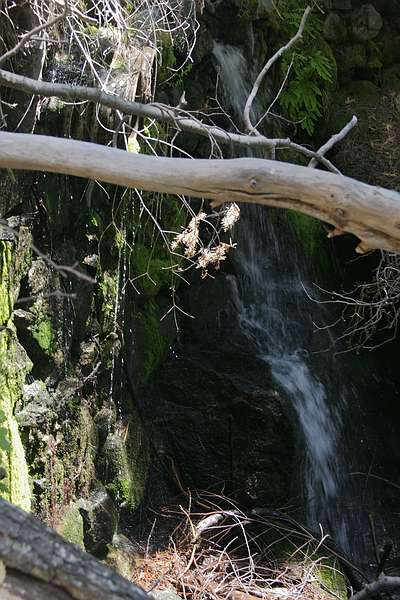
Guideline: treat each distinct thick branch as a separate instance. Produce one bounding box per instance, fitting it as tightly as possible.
[243,6,311,133]
[351,575,400,600]
[0,132,399,253]
[0,499,149,600]
[0,69,337,171]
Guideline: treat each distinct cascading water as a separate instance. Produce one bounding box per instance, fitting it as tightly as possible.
[213,42,351,552]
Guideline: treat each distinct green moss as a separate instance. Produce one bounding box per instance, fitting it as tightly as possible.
[0,240,32,511]
[30,315,54,354]
[158,33,177,85]
[0,241,13,324]
[106,537,137,579]
[288,212,325,260]
[135,300,170,381]
[57,503,85,548]
[314,559,347,600]
[99,271,118,332]
[131,244,172,299]
[238,0,259,22]
[102,417,150,509]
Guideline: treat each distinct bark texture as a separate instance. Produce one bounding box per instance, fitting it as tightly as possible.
[1,132,400,252]
[0,499,149,600]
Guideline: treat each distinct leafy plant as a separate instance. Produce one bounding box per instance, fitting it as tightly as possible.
[281,49,335,135]
[277,0,336,135]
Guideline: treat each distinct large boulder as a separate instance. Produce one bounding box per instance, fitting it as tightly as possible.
[145,346,294,506]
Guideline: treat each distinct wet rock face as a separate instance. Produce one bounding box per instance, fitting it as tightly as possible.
[146,346,294,506]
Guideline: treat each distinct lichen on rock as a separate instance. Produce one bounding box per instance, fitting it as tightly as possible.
[0,235,33,511]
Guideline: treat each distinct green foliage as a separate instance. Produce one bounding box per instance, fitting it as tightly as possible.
[278,1,336,135]
[281,49,334,135]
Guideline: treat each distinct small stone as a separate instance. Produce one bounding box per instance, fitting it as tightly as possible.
[0,224,14,241]
[351,4,383,41]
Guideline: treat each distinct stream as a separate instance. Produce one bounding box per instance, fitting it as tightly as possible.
[213,41,352,554]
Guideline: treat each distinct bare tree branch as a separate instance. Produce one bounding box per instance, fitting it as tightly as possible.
[0,69,339,171]
[350,575,400,600]
[308,116,358,168]
[0,132,400,253]
[0,0,68,67]
[243,5,312,134]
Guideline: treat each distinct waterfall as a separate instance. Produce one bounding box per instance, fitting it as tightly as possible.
[213,42,351,551]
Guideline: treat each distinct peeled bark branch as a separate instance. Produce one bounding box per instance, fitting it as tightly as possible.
[0,132,399,253]
[0,499,149,600]
[0,69,337,171]
[351,575,400,600]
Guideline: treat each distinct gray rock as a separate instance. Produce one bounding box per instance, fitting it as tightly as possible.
[79,487,119,559]
[16,381,55,427]
[324,13,348,41]
[0,224,14,241]
[13,309,34,330]
[351,4,383,41]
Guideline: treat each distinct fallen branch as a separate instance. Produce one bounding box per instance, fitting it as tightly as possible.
[0,498,149,600]
[0,69,338,171]
[1,132,400,253]
[350,575,400,600]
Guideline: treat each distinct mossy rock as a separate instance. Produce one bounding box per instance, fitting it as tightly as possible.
[57,502,85,548]
[98,417,149,509]
[106,534,139,579]
[326,79,381,134]
[134,300,171,382]
[314,558,348,600]
[335,43,367,74]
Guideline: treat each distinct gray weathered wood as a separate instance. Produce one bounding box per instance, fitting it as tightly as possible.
[0,132,400,253]
[0,498,149,600]
[0,69,338,170]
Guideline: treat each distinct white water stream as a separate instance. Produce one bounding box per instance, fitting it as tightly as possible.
[213,43,350,549]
